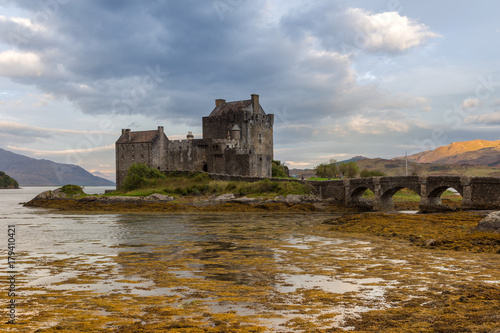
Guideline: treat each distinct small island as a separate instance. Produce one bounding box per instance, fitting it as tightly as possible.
[0,171,19,189]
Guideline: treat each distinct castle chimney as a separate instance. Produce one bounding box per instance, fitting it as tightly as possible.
[215,99,226,107]
[187,131,194,140]
[251,94,259,114]
[158,126,164,134]
[125,129,131,142]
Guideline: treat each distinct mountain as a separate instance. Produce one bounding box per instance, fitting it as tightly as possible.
[356,158,500,177]
[338,156,368,164]
[0,148,115,186]
[396,139,500,167]
[91,171,116,183]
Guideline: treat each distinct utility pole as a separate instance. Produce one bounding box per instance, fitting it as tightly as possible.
[405,151,408,176]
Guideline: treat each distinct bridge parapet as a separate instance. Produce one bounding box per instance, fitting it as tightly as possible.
[307,175,500,212]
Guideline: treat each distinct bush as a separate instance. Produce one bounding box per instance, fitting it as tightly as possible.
[272,160,289,178]
[121,164,166,191]
[60,185,84,196]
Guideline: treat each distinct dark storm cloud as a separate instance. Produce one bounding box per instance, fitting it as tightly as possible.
[0,0,439,141]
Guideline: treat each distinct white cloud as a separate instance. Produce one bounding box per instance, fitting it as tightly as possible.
[461,98,480,109]
[7,144,114,156]
[465,111,500,125]
[334,115,411,136]
[0,121,112,136]
[0,50,44,77]
[348,8,441,53]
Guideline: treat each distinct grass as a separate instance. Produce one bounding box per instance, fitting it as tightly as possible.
[110,172,314,198]
[307,177,341,181]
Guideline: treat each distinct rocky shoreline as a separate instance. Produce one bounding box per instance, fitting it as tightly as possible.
[23,189,359,213]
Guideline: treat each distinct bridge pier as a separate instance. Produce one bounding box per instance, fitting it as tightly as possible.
[460,177,473,209]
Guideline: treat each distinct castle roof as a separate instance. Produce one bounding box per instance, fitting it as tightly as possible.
[116,130,159,144]
[209,99,266,117]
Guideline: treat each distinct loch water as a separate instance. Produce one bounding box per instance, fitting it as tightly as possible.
[0,187,498,332]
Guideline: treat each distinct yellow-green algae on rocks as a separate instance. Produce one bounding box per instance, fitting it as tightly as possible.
[1,213,499,332]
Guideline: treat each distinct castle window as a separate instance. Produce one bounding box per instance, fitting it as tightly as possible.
[121,145,124,150]
[132,154,135,161]
[141,155,144,160]
[259,134,262,144]
[121,155,124,161]
[141,144,144,149]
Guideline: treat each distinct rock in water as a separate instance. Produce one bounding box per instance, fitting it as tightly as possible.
[475,211,500,233]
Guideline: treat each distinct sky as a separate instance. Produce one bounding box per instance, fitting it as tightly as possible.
[1,0,500,179]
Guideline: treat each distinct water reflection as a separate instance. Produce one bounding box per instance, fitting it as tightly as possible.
[0,188,400,331]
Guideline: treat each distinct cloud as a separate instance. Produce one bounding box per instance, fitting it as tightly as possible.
[7,144,114,156]
[461,98,481,109]
[333,114,411,136]
[465,111,500,125]
[281,4,440,55]
[0,50,45,77]
[346,9,441,53]
[0,1,439,126]
[0,121,112,139]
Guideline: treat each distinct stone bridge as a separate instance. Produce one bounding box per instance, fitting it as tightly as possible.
[309,176,500,212]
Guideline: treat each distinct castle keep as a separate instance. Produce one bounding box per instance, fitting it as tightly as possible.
[115,94,274,188]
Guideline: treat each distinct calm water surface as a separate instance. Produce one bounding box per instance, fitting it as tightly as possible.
[1,187,497,332]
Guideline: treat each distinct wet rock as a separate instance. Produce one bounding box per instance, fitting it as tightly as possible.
[273,195,286,202]
[104,196,145,203]
[214,193,236,201]
[80,196,98,202]
[285,194,321,203]
[232,196,258,204]
[145,193,174,202]
[475,211,500,233]
[425,239,437,247]
[31,189,68,200]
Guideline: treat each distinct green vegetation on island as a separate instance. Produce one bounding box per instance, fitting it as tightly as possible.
[115,163,312,198]
[59,184,86,196]
[314,159,361,179]
[271,159,289,178]
[0,171,19,189]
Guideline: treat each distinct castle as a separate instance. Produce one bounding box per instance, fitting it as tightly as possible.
[115,94,274,188]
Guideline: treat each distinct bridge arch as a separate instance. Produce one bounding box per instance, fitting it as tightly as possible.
[428,185,463,199]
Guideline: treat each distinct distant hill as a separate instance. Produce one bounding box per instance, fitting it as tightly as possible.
[0,171,19,189]
[338,155,367,164]
[0,148,115,186]
[91,171,115,183]
[356,158,500,177]
[396,139,500,167]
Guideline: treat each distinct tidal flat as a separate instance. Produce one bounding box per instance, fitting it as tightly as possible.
[1,209,499,332]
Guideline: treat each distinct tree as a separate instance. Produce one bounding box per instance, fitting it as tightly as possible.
[314,159,338,179]
[272,160,289,178]
[338,161,359,179]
